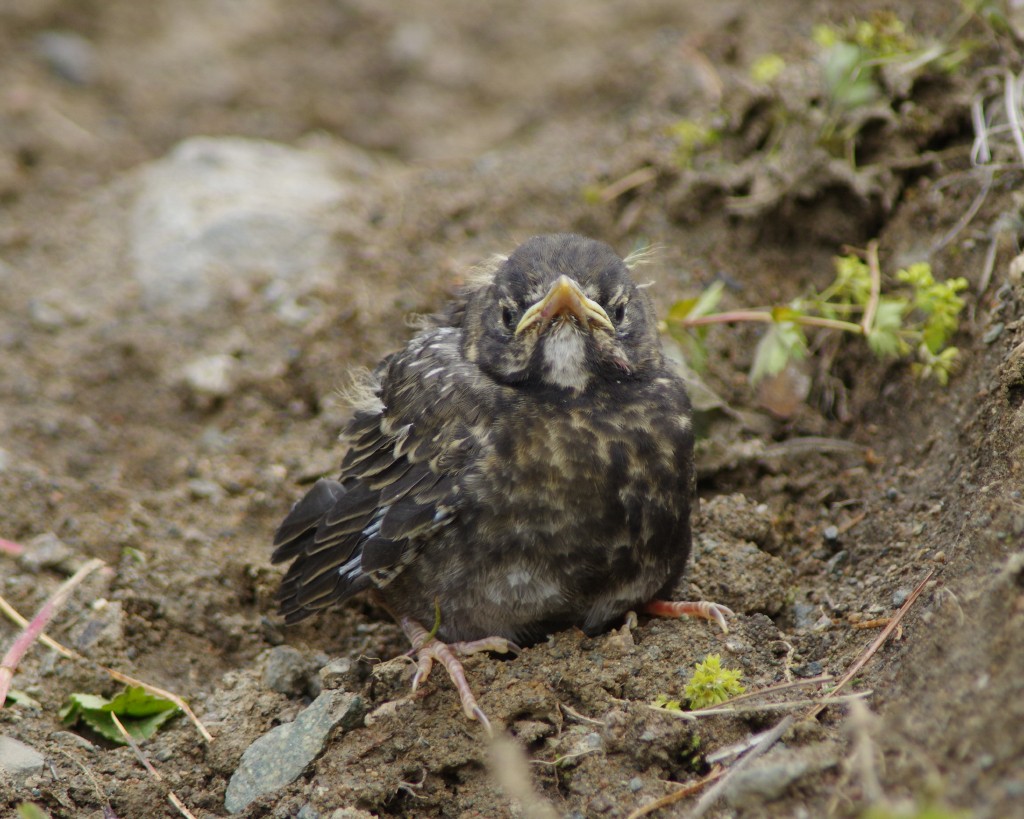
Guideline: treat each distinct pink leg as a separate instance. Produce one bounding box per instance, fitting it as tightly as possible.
[396,614,519,734]
[643,599,734,634]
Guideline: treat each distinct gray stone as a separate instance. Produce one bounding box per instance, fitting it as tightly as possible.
[722,744,838,809]
[69,600,124,653]
[34,31,97,85]
[318,657,357,691]
[0,735,45,783]
[224,690,364,813]
[723,758,812,808]
[18,532,77,574]
[262,645,311,696]
[132,137,349,314]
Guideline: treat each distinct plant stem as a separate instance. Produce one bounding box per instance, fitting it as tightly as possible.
[862,239,881,335]
[0,558,104,708]
[677,310,864,334]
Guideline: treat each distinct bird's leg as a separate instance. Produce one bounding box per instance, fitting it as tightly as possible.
[389,609,519,734]
[643,599,734,634]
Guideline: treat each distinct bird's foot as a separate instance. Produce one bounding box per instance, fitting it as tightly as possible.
[643,599,734,634]
[398,615,519,734]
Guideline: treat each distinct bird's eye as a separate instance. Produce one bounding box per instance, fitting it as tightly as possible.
[501,306,517,330]
[612,303,627,323]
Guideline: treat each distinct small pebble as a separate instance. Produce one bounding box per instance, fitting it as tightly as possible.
[892,588,911,607]
[825,550,849,575]
[187,478,224,501]
[793,660,824,678]
[0,735,45,783]
[262,645,311,696]
[628,777,644,792]
[18,532,77,574]
[319,658,357,691]
[34,30,97,85]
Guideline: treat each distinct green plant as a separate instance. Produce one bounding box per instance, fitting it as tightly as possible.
[650,692,684,712]
[667,119,721,168]
[16,804,51,819]
[684,654,746,709]
[667,242,967,387]
[61,686,181,744]
[811,12,973,158]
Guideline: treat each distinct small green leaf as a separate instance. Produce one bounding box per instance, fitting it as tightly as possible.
[61,686,181,744]
[669,281,725,323]
[16,803,52,819]
[5,689,42,709]
[668,297,699,323]
[821,42,880,111]
[750,322,807,385]
[866,297,908,358]
[770,305,802,323]
[668,119,721,168]
[750,54,785,84]
[675,330,710,373]
[651,693,683,712]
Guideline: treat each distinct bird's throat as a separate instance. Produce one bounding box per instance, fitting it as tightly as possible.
[541,323,590,391]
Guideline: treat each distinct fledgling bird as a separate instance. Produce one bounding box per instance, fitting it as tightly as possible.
[272,233,731,730]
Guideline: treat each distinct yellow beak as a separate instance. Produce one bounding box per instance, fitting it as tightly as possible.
[515,275,614,336]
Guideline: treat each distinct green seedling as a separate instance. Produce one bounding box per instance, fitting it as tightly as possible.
[16,804,52,819]
[61,685,181,744]
[667,243,967,387]
[667,119,721,168]
[684,653,746,709]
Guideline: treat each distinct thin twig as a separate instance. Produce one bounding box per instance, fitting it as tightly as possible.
[597,167,658,203]
[110,712,198,819]
[559,701,605,726]
[0,591,212,742]
[688,716,795,818]
[649,690,871,720]
[807,568,935,720]
[1004,69,1024,167]
[679,310,863,334]
[625,767,726,819]
[0,537,25,557]
[861,240,882,336]
[711,673,833,706]
[931,168,993,254]
[0,594,75,658]
[0,558,104,707]
[979,232,999,296]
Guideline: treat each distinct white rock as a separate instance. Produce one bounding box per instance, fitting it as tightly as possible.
[131,137,349,314]
[181,353,239,398]
[0,735,45,783]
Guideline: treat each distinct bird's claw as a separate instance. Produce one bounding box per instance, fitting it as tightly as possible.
[643,599,735,634]
[397,613,513,730]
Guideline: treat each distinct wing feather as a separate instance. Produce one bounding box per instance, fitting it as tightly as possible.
[273,327,492,623]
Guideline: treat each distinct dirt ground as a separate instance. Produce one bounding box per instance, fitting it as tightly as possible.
[2,1,1024,817]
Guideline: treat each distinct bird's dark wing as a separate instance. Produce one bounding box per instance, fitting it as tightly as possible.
[272,326,489,624]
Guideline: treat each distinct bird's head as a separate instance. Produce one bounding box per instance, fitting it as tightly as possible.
[461,234,663,392]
